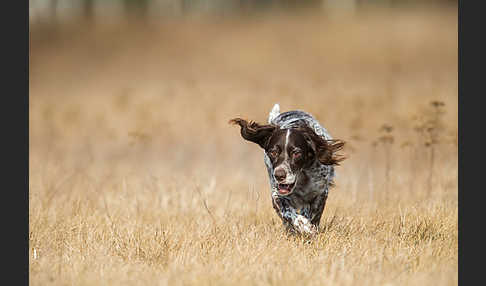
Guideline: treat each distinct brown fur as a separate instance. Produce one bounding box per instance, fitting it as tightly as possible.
[296,125,346,166]
[228,118,277,149]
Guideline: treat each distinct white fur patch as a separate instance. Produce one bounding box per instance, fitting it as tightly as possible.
[293,215,317,235]
[268,103,280,123]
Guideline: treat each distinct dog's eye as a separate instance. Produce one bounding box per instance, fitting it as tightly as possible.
[292,151,302,159]
[269,149,279,158]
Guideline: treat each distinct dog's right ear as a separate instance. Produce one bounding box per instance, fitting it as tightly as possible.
[229,118,276,149]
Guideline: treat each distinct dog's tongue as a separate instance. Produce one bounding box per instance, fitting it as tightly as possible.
[278,188,290,195]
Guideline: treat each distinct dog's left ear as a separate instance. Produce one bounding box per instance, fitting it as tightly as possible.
[300,127,346,166]
[317,139,346,165]
[229,118,276,149]
[302,131,317,162]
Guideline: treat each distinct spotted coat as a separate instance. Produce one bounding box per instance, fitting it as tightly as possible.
[264,105,336,234]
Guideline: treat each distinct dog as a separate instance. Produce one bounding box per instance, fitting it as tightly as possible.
[229,104,345,234]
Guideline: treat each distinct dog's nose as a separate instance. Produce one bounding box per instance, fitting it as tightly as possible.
[274,168,286,182]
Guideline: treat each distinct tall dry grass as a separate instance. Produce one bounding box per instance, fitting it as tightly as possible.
[29,6,457,286]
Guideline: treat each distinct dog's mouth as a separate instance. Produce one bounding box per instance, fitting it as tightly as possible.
[277,183,295,195]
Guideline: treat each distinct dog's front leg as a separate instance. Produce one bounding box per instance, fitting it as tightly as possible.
[271,194,294,228]
[310,192,328,227]
[273,194,317,234]
[292,214,317,235]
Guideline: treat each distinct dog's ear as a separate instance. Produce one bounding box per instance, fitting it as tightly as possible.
[317,139,346,165]
[229,118,276,149]
[300,126,346,166]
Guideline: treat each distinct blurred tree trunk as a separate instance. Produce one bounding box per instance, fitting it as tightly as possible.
[180,0,189,13]
[49,0,58,22]
[124,0,149,19]
[83,0,95,21]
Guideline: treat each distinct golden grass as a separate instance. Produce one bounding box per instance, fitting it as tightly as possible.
[30,6,457,286]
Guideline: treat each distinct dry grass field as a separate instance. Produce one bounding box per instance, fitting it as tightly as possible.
[29,6,458,286]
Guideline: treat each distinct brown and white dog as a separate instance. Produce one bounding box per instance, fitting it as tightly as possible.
[230,104,345,234]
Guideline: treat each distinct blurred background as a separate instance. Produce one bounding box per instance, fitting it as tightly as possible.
[29,0,458,203]
[29,2,458,284]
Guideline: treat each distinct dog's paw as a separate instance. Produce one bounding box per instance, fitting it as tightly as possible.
[293,215,317,235]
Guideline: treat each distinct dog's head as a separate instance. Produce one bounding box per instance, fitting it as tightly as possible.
[229,118,345,196]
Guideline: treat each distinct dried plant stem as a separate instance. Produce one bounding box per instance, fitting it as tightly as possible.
[427,144,435,196]
[384,144,391,199]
